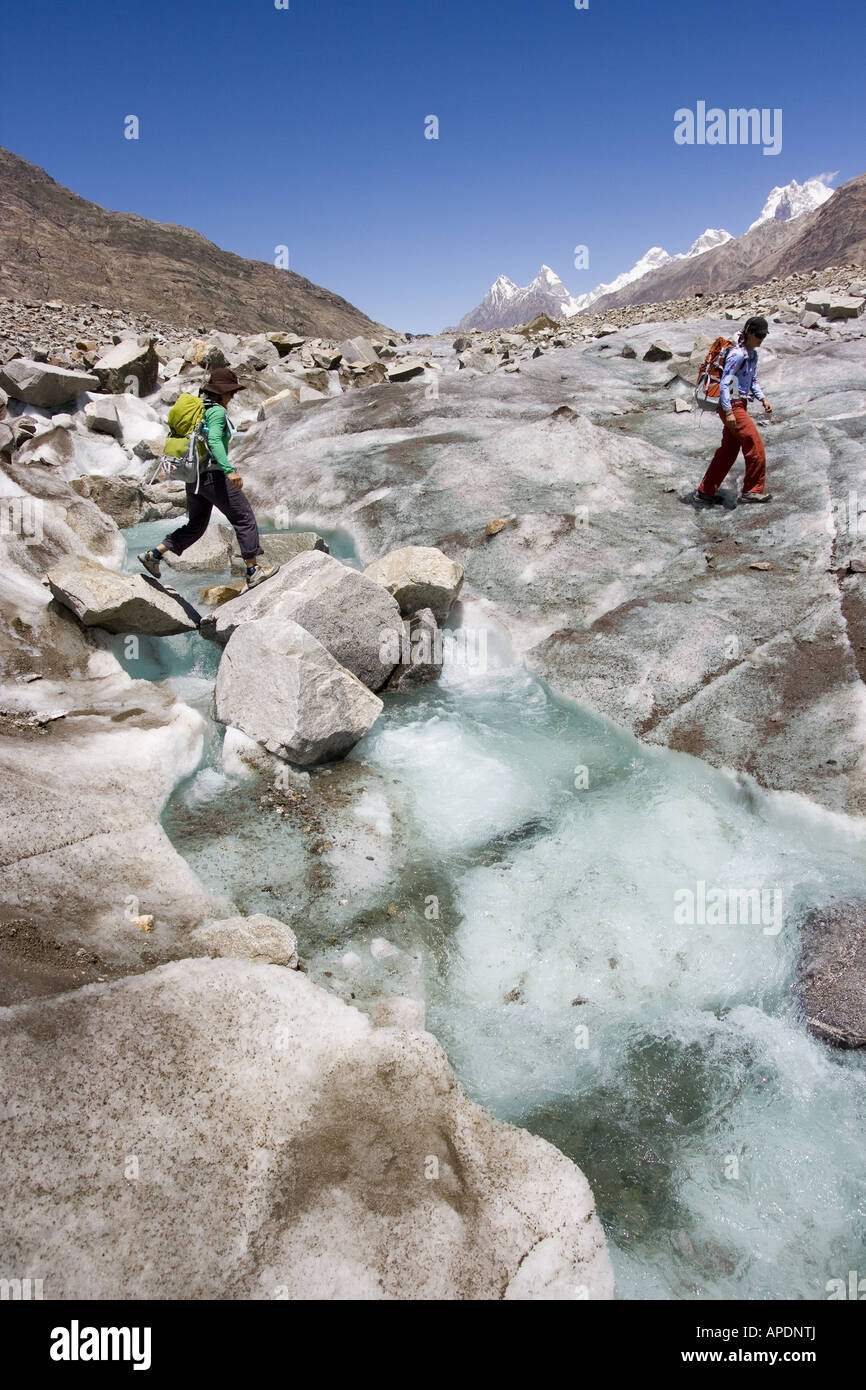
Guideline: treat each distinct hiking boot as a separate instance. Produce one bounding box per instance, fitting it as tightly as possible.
[245,563,280,589]
[738,491,773,504]
[693,488,724,506]
[138,549,162,578]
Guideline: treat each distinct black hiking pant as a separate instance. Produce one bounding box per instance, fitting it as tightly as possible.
[162,469,262,560]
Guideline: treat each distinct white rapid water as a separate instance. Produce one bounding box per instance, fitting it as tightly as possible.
[122,524,866,1301]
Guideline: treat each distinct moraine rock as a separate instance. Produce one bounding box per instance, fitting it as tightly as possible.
[825,295,864,320]
[311,348,342,370]
[0,421,14,457]
[84,398,122,439]
[228,530,329,575]
[93,339,159,396]
[621,343,637,359]
[203,550,402,691]
[799,310,822,329]
[214,615,383,764]
[458,349,499,375]
[643,340,673,362]
[234,334,280,370]
[47,559,200,635]
[68,474,186,528]
[798,900,866,1047]
[364,545,464,624]
[191,913,299,968]
[337,336,379,366]
[387,357,428,383]
[0,385,7,417]
[266,332,305,357]
[0,957,613,1299]
[0,357,99,408]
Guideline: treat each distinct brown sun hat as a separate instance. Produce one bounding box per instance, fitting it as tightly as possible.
[203,367,242,396]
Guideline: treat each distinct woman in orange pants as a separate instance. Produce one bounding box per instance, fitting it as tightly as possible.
[696,315,774,504]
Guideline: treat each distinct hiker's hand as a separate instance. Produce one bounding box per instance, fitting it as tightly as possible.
[763,399,773,414]
[228,473,243,488]
[725,413,739,433]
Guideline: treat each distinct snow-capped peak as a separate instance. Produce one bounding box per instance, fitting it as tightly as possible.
[566,246,672,315]
[682,227,733,258]
[748,176,835,231]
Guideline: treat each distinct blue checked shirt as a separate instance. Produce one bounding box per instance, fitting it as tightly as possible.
[719,346,765,413]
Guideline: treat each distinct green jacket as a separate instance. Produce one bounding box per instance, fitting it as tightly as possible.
[202,404,233,477]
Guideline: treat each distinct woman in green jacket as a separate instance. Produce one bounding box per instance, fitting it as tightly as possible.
[138,368,278,589]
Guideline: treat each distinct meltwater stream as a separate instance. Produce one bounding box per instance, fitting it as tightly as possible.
[121,523,866,1300]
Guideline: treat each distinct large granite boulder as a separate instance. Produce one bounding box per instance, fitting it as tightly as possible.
[203,550,402,691]
[47,559,200,635]
[0,358,99,408]
[364,545,464,624]
[214,615,383,764]
[0,957,613,1299]
[798,901,866,1047]
[93,340,159,396]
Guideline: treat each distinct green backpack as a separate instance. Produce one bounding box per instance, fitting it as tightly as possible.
[150,393,208,487]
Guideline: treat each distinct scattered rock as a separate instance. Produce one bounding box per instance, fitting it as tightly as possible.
[0,358,99,407]
[83,398,122,439]
[643,340,673,362]
[92,339,159,396]
[200,583,245,606]
[364,545,464,624]
[387,358,427,382]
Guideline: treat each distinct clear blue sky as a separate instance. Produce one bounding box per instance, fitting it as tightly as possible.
[1,0,863,332]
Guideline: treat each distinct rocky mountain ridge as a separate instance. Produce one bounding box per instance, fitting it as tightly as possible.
[0,145,391,339]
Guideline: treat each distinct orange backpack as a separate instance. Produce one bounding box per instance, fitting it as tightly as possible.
[694,337,733,409]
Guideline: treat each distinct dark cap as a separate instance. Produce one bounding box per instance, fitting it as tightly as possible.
[744,315,769,338]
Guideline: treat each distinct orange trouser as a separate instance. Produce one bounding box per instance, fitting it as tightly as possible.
[699,400,766,496]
